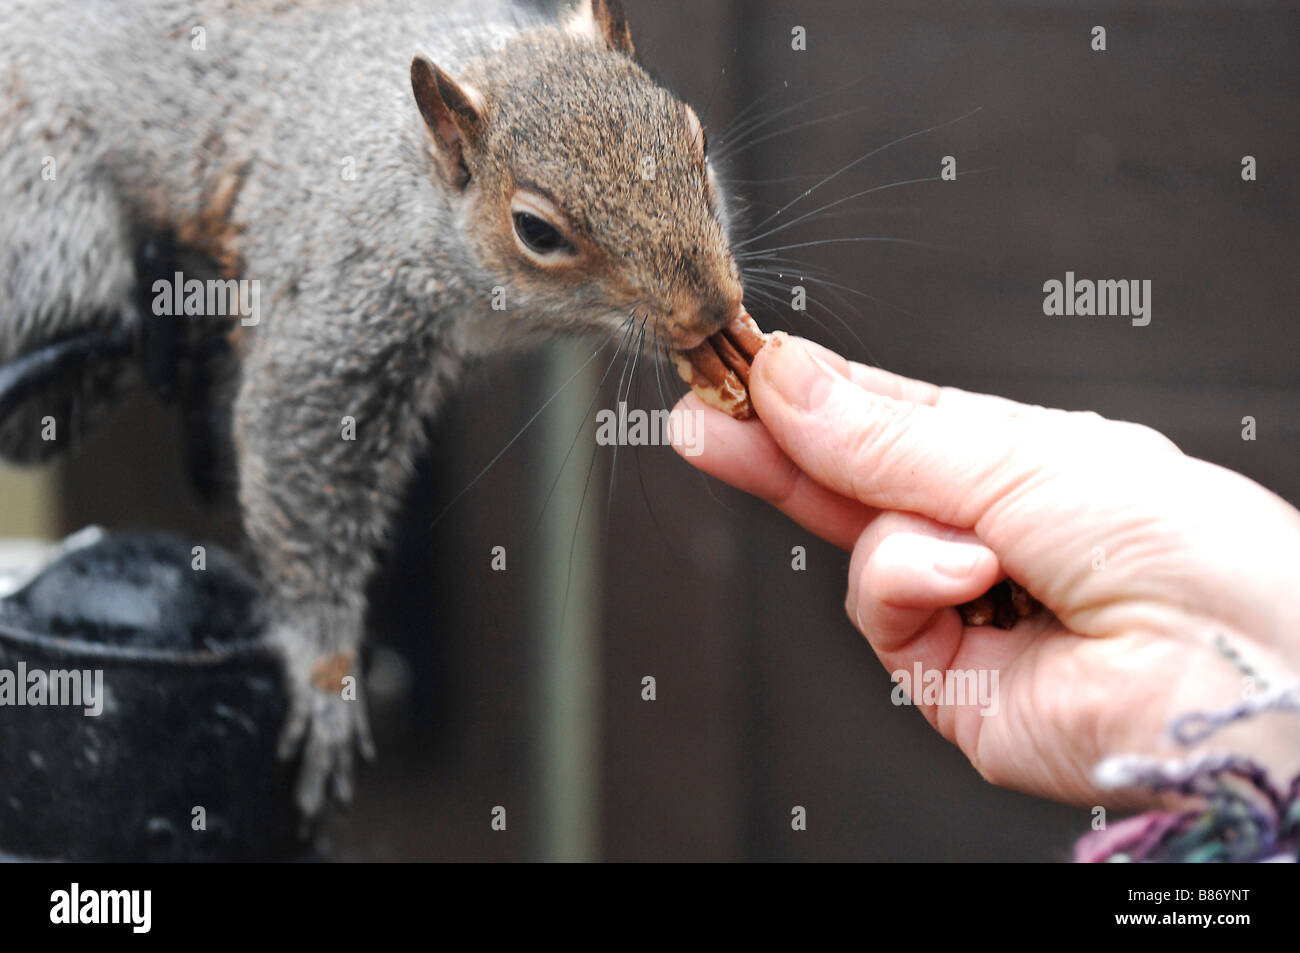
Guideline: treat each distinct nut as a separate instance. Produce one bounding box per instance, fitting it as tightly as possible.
[672,310,769,419]
[958,579,1038,629]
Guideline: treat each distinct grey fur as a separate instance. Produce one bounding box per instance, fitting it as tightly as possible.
[0,0,742,814]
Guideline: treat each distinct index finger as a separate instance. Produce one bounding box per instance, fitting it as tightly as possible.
[671,392,874,550]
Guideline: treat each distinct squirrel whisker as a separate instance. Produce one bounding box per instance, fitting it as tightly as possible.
[430,321,630,532]
[746,107,983,234]
[527,316,639,545]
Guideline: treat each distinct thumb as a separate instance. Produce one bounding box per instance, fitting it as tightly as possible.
[749,334,1043,532]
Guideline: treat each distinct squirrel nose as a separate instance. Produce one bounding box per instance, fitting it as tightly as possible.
[705,291,745,333]
[662,287,745,349]
[676,298,736,336]
[704,302,736,333]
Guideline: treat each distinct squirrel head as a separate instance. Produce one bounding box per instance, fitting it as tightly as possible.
[410,0,743,352]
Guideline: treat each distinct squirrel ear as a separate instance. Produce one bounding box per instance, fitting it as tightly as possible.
[566,0,635,57]
[410,53,486,189]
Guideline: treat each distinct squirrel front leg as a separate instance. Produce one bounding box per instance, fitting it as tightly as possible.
[233,312,440,817]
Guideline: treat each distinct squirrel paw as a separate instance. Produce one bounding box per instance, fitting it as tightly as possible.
[277,649,376,818]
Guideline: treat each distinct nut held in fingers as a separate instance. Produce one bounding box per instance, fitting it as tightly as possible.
[672,310,769,419]
[958,579,1039,630]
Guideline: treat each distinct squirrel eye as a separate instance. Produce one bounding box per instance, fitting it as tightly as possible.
[513,212,569,255]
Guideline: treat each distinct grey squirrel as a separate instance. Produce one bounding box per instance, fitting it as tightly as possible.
[0,0,744,814]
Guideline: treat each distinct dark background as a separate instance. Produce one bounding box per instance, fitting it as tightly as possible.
[56,0,1299,860]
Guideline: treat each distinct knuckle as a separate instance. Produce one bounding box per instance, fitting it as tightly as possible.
[973,755,1011,789]
[1119,420,1181,453]
[844,395,916,499]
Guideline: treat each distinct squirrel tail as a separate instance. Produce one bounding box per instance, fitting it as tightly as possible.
[0,154,236,498]
[0,172,146,464]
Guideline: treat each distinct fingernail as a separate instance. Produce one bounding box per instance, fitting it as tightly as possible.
[761,333,835,410]
[933,543,989,579]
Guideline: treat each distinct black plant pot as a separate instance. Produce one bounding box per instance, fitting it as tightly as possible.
[0,531,309,861]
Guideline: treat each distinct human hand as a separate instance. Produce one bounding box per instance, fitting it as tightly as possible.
[672,333,1300,806]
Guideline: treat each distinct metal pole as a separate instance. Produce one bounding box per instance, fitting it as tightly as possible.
[533,343,602,861]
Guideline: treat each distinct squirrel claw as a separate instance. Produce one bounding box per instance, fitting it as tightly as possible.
[285,686,371,817]
[274,643,374,818]
[354,696,377,762]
